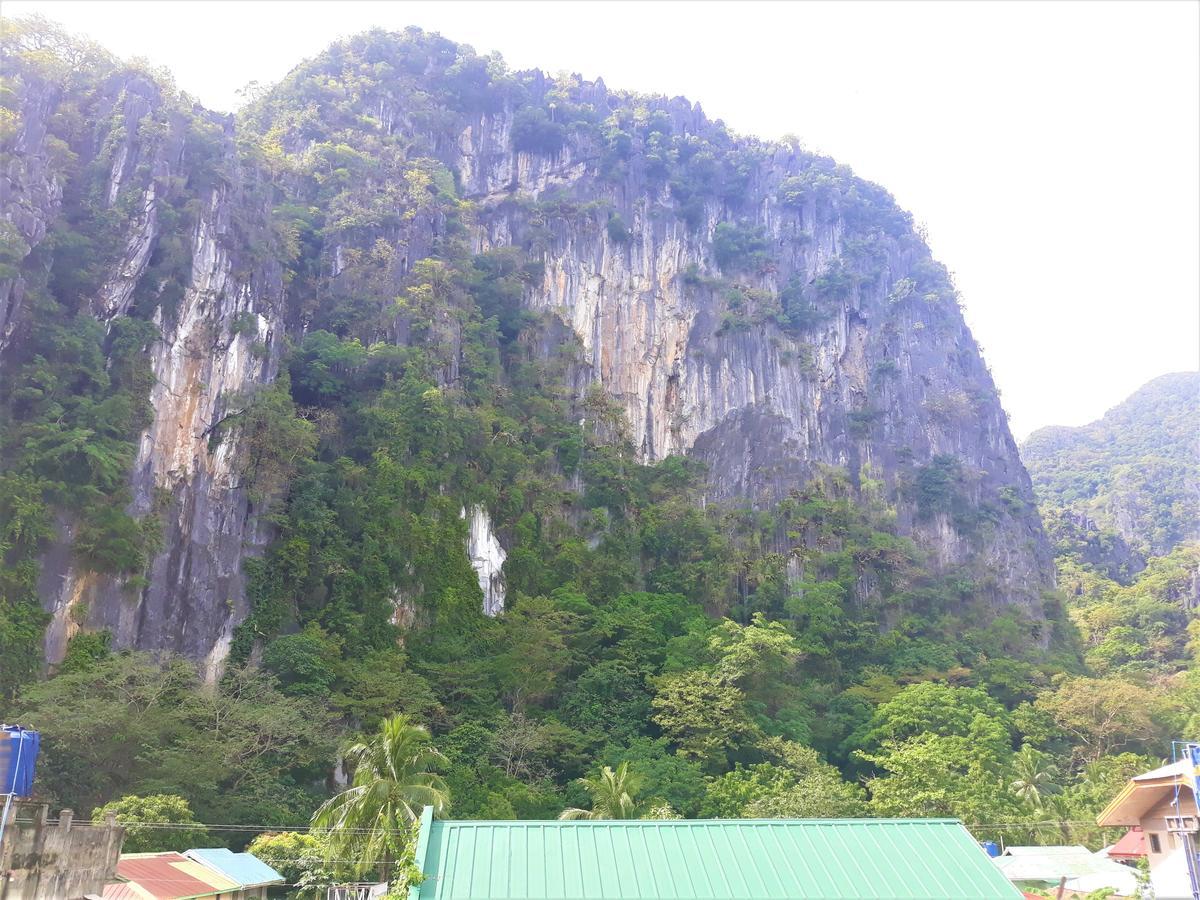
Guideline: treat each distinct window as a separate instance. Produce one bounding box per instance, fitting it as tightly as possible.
[1148,832,1162,853]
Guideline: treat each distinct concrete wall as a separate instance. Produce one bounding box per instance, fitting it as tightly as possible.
[0,803,124,899]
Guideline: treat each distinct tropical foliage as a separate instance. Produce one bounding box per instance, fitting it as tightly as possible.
[0,22,1194,890]
[311,714,448,878]
[559,762,644,820]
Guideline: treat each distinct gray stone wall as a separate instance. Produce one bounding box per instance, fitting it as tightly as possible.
[0,803,123,900]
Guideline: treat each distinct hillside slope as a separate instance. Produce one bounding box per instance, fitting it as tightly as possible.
[0,23,1055,692]
[1023,372,1198,573]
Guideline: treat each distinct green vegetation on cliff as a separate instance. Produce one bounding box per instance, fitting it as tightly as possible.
[1023,371,1199,562]
[1,22,1194,886]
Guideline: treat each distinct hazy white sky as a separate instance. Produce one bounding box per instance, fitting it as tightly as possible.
[7,0,1199,438]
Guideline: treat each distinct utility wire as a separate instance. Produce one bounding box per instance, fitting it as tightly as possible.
[9,816,1117,831]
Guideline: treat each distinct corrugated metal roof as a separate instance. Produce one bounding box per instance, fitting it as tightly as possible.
[1133,759,1188,781]
[994,846,1133,882]
[101,882,157,900]
[184,847,286,887]
[409,812,1021,899]
[1107,827,1146,860]
[113,852,240,900]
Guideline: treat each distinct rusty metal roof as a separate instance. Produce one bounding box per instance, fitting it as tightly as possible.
[109,852,240,900]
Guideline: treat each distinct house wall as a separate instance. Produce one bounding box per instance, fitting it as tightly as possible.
[0,804,124,900]
[1140,787,1199,873]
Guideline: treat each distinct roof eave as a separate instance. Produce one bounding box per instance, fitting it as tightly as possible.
[409,805,435,900]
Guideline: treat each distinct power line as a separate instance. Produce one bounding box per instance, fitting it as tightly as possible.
[10,815,1117,832]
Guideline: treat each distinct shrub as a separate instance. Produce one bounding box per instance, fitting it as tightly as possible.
[512,107,565,156]
[711,222,768,272]
[606,214,631,244]
[92,794,208,853]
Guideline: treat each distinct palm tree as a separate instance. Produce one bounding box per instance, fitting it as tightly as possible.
[559,761,644,820]
[1009,744,1061,809]
[311,714,449,877]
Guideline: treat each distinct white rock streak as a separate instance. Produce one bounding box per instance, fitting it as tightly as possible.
[462,505,506,616]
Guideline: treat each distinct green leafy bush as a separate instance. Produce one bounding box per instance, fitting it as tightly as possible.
[712,221,768,272]
[512,107,566,155]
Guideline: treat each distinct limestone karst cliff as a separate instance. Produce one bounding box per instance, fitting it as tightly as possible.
[0,23,1056,688]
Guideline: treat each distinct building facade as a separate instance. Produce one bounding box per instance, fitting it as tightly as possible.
[1098,759,1200,900]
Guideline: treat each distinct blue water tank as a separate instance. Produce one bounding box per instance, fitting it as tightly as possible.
[981,840,1001,858]
[0,726,40,797]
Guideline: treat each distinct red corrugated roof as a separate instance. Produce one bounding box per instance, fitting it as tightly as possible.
[1108,826,1147,859]
[101,883,144,900]
[113,853,222,900]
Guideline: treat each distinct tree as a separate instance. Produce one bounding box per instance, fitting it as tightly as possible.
[247,832,340,900]
[311,714,449,878]
[746,738,868,818]
[861,682,1010,752]
[651,668,756,770]
[1034,677,1162,762]
[262,624,343,698]
[91,794,208,853]
[559,660,651,745]
[215,375,317,506]
[861,732,1021,829]
[13,653,333,823]
[643,803,682,819]
[743,772,867,819]
[12,653,196,812]
[1008,745,1061,809]
[559,762,643,820]
[490,712,553,782]
[709,613,803,713]
[701,739,868,820]
[702,764,795,818]
[493,596,579,710]
[333,650,441,732]
[602,738,707,818]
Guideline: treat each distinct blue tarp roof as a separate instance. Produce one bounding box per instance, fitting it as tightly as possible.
[0,726,40,796]
[184,848,285,887]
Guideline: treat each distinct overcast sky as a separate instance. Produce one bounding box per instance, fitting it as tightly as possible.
[7,0,1199,438]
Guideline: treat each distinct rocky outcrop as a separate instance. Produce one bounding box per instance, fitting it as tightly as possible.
[449,97,1051,613]
[7,70,287,676]
[463,505,507,616]
[3,29,1056,676]
[0,75,65,350]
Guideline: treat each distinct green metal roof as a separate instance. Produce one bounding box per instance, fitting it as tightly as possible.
[409,809,1021,899]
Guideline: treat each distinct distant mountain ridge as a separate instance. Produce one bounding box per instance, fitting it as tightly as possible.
[1022,372,1199,571]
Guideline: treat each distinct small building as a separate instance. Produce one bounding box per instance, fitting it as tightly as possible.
[102,852,242,900]
[1097,758,1199,900]
[407,808,1021,899]
[183,849,285,899]
[993,845,1138,897]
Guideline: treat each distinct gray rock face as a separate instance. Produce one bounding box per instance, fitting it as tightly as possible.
[1,77,65,350]
[446,97,1052,616]
[3,43,1055,677]
[7,74,286,677]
